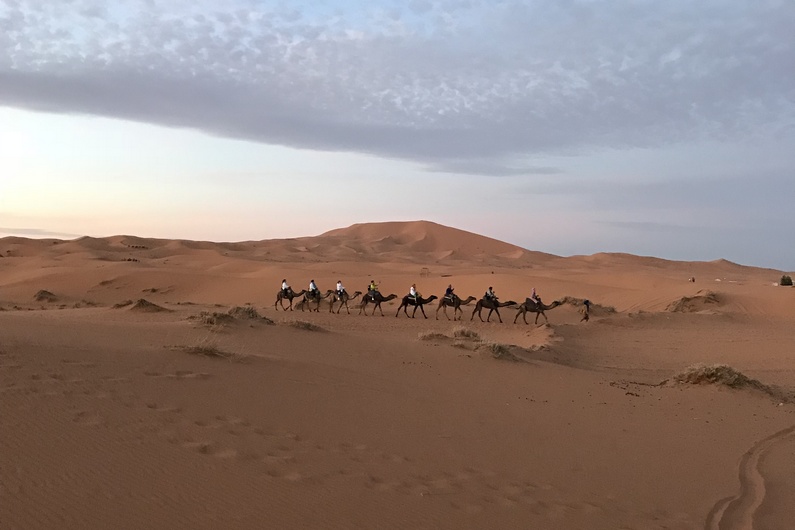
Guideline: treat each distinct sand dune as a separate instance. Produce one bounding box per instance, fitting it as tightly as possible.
[1,221,794,529]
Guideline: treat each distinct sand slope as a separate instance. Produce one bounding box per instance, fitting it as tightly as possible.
[2,221,794,529]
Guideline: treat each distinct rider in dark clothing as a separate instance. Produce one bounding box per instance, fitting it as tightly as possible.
[445,284,455,300]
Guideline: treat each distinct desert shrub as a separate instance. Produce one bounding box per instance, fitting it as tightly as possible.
[418,331,448,341]
[780,275,793,286]
[477,341,524,361]
[285,320,325,332]
[228,305,261,319]
[192,311,234,327]
[183,344,235,359]
[452,326,480,340]
[673,364,765,390]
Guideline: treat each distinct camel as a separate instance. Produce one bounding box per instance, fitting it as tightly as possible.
[396,294,439,319]
[327,290,362,314]
[470,298,517,323]
[436,294,477,321]
[358,292,398,316]
[274,289,307,311]
[513,297,563,325]
[295,290,332,312]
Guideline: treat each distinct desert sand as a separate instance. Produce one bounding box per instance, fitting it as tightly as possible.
[1,220,793,529]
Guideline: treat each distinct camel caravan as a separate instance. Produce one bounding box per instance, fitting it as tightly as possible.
[275,279,587,325]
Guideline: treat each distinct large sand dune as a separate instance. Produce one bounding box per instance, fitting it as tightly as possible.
[2,221,794,529]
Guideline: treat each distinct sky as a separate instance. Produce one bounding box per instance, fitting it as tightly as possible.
[1,0,794,269]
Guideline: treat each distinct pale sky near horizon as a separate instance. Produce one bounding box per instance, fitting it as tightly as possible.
[1,0,794,270]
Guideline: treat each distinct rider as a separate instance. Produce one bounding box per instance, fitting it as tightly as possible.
[309,279,319,298]
[581,299,591,322]
[368,279,379,299]
[281,279,291,295]
[336,279,346,298]
[409,284,419,300]
[484,286,498,303]
[530,287,540,304]
[444,284,455,300]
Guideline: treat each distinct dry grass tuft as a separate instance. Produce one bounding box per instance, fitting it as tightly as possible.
[192,311,235,327]
[285,319,325,332]
[452,326,480,340]
[113,300,133,309]
[73,299,99,308]
[182,344,235,360]
[228,305,262,320]
[477,341,523,361]
[418,331,449,341]
[176,336,242,361]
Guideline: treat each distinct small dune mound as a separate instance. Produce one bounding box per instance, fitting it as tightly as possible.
[34,290,58,302]
[227,305,263,320]
[129,299,170,313]
[559,296,615,314]
[113,300,133,308]
[673,364,765,390]
[191,306,274,328]
[666,290,721,313]
[672,364,792,402]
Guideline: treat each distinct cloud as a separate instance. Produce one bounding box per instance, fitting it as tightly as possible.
[0,227,83,238]
[1,0,793,175]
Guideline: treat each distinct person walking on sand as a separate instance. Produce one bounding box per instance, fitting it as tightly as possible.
[581,299,591,322]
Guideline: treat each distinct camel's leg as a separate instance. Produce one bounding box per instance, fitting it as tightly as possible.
[418,305,427,319]
[377,303,385,316]
[492,308,503,323]
[471,305,480,321]
[514,309,521,324]
[411,304,419,318]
